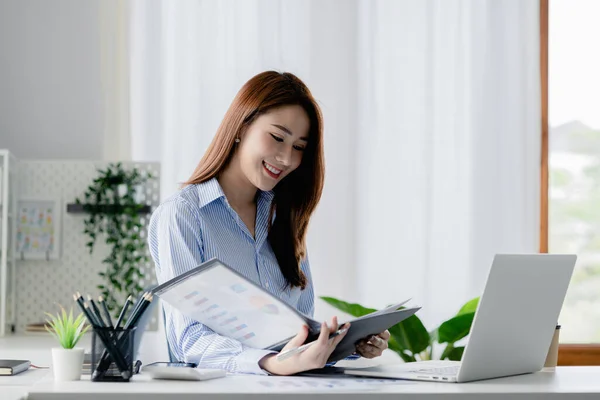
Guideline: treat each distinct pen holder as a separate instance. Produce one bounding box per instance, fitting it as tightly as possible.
[90,327,136,382]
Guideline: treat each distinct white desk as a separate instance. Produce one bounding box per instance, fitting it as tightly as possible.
[0,332,166,400]
[2,335,600,400]
[11,367,600,400]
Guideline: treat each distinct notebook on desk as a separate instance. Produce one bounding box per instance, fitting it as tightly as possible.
[153,258,421,363]
[0,360,31,376]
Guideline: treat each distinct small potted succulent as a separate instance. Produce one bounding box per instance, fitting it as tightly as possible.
[45,306,90,381]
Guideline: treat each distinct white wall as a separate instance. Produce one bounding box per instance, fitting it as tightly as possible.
[0,0,105,160]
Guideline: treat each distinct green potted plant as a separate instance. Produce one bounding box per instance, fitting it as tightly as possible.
[45,306,90,381]
[321,296,480,362]
[75,163,153,318]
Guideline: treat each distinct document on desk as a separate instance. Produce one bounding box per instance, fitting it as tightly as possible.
[251,376,414,391]
[153,258,421,362]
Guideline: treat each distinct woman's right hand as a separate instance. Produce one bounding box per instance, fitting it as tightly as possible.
[259,316,349,376]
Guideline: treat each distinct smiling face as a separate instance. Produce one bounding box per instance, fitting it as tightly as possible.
[236,105,310,192]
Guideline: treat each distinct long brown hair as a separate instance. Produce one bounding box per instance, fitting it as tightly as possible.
[185,71,324,289]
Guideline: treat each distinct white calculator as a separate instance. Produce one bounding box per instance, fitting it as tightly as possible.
[144,362,226,381]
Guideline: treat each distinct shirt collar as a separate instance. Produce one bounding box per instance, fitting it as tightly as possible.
[257,188,275,205]
[196,178,226,209]
[196,177,275,209]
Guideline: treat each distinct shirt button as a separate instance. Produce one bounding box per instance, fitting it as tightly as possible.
[265,282,270,289]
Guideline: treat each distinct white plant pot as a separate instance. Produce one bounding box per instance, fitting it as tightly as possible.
[51,347,84,382]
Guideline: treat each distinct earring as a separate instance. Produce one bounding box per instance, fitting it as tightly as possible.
[235,138,240,143]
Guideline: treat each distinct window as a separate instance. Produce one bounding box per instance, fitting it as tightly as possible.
[547,0,600,345]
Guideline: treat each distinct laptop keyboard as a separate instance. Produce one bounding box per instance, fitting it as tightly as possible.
[413,365,460,376]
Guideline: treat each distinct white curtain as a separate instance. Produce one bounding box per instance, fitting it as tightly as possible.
[355,0,541,327]
[130,0,360,309]
[129,0,541,329]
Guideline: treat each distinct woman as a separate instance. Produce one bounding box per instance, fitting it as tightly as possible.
[148,71,389,375]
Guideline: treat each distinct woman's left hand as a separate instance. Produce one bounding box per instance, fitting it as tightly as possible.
[355,330,390,359]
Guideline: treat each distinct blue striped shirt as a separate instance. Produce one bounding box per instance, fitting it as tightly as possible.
[148,178,315,374]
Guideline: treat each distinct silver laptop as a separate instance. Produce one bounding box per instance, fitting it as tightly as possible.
[346,254,576,383]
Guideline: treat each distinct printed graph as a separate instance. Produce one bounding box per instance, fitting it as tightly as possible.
[209,311,227,320]
[250,295,279,315]
[230,324,247,333]
[219,316,238,326]
[202,304,219,313]
[183,290,200,300]
[193,297,208,306]
[230,283,247,293]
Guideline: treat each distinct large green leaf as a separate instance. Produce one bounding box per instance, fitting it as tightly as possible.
[456,297,480,316]
[388,335,401,352]
[321,296,430,359]
[440,344,466,361]
[387,337,416,362]
[319,297,377,317]
[388,315,430,355]
[447,346,465,361]
[437,312,475,343]
[398,351,417,363]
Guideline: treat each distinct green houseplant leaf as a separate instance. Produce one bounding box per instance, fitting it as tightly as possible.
[447,346,465,361]
[438,297,479,344]
[437,312,475,343]
[320,297,377,317]
[74,163,153,317]
[388,315,430,356]
[439,344,466,361]
[457,297,479,315]
[320,296,431,361]
[437,297,479,361]
[321,295,480,362]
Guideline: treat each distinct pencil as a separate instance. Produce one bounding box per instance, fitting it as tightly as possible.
[88,294,106,328]
[98,296,114,329]
[114,295,133,329]
[124,293,153,330]
[73,293,98,328]
[125,292,147,325]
